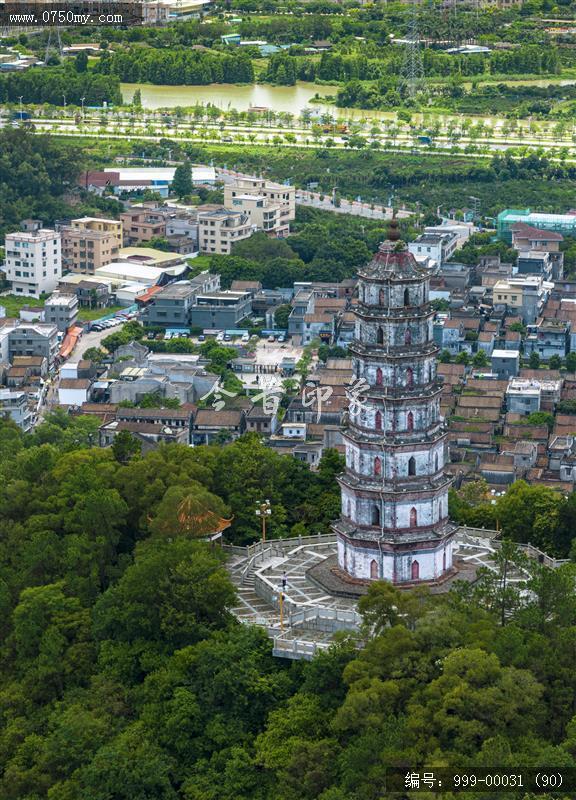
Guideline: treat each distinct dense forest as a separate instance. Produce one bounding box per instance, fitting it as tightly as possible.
[265,46,562,87]
[0,130,120,238]
[0,65,122,107]
[1,416,576,799]
[96,48,254,85]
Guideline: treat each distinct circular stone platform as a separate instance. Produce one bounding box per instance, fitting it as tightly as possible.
[307,554,481,598]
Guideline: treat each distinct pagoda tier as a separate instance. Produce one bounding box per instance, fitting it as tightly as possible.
[333,223,455,585]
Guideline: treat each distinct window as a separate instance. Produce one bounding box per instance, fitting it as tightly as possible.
[376,367,383,386]
[371,505,381,526]
[411,560,420,580]
[407,367,414,389]
[375,410,382,430]
[435,453,439,471]
[370,559,379,580]
[404,287,410,306]
[408,456,416,476]
[410,507,417,527]
[405,328,412,345]
[407,411,414,431]
[374,456,382,476]
[379,288,385,305]
[377,327,384,345]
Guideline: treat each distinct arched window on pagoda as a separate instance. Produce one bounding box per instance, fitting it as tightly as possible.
[379,288,386,306]
[370,559,379,580]
[374,456,382,476]
[347,500,351,517]
[407,367,414,389]
[411,560,420,580]
[434,453,439,471]
[375,410,382,430]
[371,505,381,526]
[376,367,383,386]
[408,456,416,476]
[410,507,418,527]
[407,411,414,432]
[404,287,410,306]
[377,327,384,345]
[443,550,446,572]
[405,327,412,345]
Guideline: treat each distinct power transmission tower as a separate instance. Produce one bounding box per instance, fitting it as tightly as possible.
[400,0,424,99]
[44,27,63,64]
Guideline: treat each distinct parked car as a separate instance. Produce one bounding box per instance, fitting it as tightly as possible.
[241,333,250,342]
[268,335,275,342]
[224,334,231,342]
[198,334,206,342]
[278,335,286,343]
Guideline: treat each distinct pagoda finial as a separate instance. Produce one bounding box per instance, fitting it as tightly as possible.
[388,212,400,242]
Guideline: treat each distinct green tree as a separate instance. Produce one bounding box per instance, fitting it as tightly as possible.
[472,349,489,368]
[111,430,141,464]
[75,51,88,73]
[529,350,541,369]
[171,162,193,198]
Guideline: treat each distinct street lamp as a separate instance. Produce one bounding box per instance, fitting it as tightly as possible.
[62,93,66,109]
[255,499,272,542]
[80,96,85,118]
[18,95,23,119]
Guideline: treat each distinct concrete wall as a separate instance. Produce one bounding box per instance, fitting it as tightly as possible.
[338,537,453,582]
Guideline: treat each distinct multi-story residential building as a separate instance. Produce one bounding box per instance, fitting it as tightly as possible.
[0,389,33,431]
[491,348,520,378]
[408,230,458,266]
[523,318,571,360]
[43,292,79,332]
[224,176,295,223]
[60,217,122,275]
[143,282,199,328]
[516,251,553,281]
[506,379,542,415]
[5,221,62,298]
[492,276,550,324]
[0,320,59,365]
[433,317,465,355]
[141,272,221,328]
[198,209,254,255]
[511,223,564,280]
[120,210,166,245]
[189,290,252,329]
[223,192,289,237]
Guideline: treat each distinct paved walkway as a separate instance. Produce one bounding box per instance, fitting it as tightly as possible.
[225,531,529,659]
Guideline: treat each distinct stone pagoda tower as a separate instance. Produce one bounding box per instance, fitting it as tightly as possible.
[334,221,456,584]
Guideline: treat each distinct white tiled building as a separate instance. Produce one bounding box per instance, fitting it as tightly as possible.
[5,222,62,298]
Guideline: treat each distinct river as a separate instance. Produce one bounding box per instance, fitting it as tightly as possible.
[121,81,340,113]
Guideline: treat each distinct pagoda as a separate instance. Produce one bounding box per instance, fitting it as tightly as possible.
[333,221,456,584]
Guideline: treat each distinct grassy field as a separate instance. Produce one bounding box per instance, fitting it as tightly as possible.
[77,305,124,322]
[1,294,45,318]
[0,294,125,323]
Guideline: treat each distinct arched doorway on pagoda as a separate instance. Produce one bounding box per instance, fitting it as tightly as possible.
[407,410,414,431]
[371,505,381,526]
[375,410,382,430]
[411,560,420,580]
[374,456,382,476]
[370,559,379,580]
[376,367,383,386]
[410,507,418,527]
